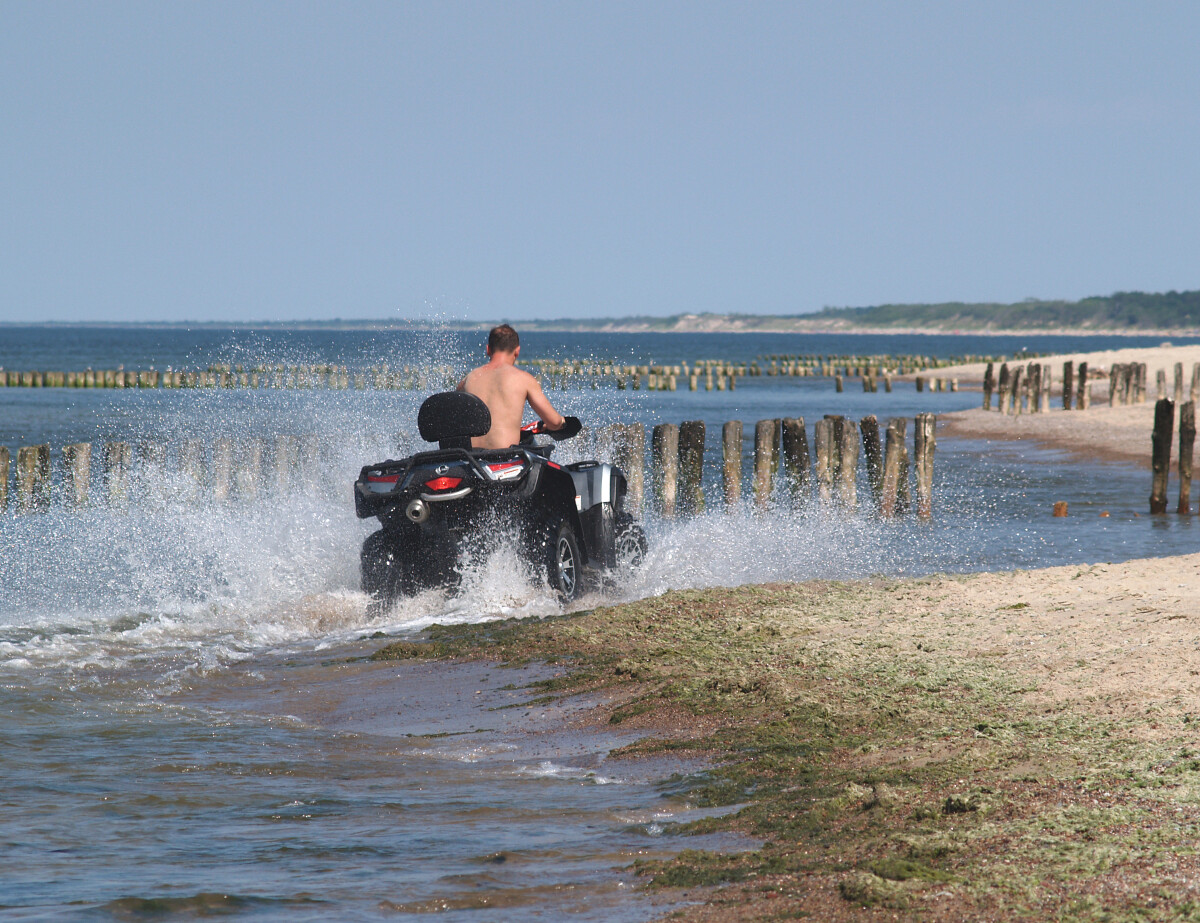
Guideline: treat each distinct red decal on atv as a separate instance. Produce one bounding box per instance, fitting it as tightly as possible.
[367,474,401,483]
[424,476,463,491]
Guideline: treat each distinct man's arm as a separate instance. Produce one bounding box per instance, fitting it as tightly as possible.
[524,373,566,430]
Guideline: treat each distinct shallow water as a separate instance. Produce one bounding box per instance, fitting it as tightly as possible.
[2,326,1194,919]
[2,649,745,922]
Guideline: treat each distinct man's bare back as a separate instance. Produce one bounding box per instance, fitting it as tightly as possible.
[457,327,564,449]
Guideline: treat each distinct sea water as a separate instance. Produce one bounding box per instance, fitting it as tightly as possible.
[1,326,1196,919]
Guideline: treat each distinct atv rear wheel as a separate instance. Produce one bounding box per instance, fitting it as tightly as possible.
[615,515,648,569]
[361,528,417,604]
[545,519,582,601]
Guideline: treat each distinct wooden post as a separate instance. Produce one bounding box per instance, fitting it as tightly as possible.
[914,413,936,519]
[896,419,911,513]
[16,444,51,512]
[1009,365,1023,415]
[179,439,206,495]
[722,420,742,507]
[235,438,264,499]
[1150,398,1174,514]
[781,417,810,504]
[860,415,883,502]
[62,442,91,508]
[813,418,835,505]
[1179,401,1195,514]
[915,376,925,392]
[1077,361,1089,410]
[140,441,167,470]
[997,363,1010,415]
[613,423,645,514]
[753,419,779,509]
[838,418,858,510]
[1157,368,1167,401]
[1026,363,1040,413]
[651,423,679,518]
[274,435,297,492]
[983,362,995,410]
[212,437,233,501]
[1062,361,1074,410]
[1175,363,1185,403]
[0,446,9,511]
[1192,363,1200,404]
[879,420,903,518]
[825,415,845,482]
[1109,364,1121,407]
[104,441,132,507]
[1039,364,1051,413]
[834,374,843,392]
[677,420,706,516]
[299,435,321,495]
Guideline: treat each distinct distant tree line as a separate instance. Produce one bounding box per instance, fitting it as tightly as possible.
[815,290,1200,330]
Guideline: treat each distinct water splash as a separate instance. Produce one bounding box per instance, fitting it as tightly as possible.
[0,339,1182,679]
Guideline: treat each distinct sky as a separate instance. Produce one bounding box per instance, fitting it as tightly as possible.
[2,2,1199,323]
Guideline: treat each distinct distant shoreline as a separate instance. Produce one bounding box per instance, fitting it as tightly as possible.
[3,317,1200,337]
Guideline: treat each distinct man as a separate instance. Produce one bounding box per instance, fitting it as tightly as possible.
[457,324,566,449]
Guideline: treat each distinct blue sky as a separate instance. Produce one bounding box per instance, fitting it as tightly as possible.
[3,2,1199,323]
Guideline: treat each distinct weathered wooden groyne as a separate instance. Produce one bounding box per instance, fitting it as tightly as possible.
[0,351,1025,394]
[0,435,326,514]
[1,414,936,519]
[981,360,1200,414]
[1147,397,1199,515]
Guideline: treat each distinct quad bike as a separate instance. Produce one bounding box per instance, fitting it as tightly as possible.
[354,390,647,603]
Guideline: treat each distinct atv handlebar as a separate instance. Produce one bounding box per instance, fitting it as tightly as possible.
[521,416,582,442]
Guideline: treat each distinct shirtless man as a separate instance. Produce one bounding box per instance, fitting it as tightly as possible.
[457,324,565,449]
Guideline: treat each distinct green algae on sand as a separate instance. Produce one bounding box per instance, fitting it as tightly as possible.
[373,576,1200,922]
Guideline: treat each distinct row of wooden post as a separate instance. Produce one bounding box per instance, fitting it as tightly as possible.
[1149,398,1198,515]
[983,360,1200,414]
[0,365,460,391]
[2,350,1039,395]
[600,414,936,520]
[2,415,937,518]
[0,435,324,513]
[755,351,1019,375]
[982,361,1057,413]
[829,374,958,394]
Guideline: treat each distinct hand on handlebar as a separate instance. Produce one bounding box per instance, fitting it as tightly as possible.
[521,417,582,440]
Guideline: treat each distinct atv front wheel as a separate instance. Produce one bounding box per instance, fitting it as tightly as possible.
[545,519,582,601]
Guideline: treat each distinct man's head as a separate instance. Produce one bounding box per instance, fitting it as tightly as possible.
[486,324,520,357]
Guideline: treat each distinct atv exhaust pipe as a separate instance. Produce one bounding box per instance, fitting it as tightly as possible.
[405,498,430,523]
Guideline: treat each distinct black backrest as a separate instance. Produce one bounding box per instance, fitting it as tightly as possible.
[417,391,492,449]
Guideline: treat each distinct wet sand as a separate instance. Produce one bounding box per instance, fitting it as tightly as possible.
[940,402,1157,466]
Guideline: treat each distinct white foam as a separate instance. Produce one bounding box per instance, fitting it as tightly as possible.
[515,760,626,785]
